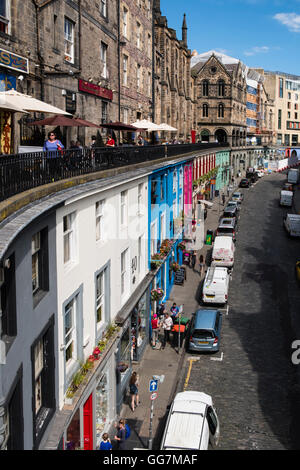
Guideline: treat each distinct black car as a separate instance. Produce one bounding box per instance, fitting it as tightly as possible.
[239,178,250,188]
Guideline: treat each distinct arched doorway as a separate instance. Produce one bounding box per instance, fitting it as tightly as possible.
[215,129,227,144]
[200,129,210,143]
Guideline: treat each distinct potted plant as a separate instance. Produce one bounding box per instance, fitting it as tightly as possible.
[151,288,164,302]
[171,262,180,272]
[93,347,101,360]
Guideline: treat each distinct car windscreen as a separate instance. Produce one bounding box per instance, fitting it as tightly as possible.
[192,329,214,339]
[218,228,234,234]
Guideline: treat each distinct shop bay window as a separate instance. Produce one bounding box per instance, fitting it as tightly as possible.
[95,373,109,446]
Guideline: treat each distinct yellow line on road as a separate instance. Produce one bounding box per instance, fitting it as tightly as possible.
[184,357,200,391]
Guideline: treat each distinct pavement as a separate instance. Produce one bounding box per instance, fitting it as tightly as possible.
[109,176,246,450]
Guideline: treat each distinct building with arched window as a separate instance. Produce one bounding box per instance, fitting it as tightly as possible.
[191,50,247,146]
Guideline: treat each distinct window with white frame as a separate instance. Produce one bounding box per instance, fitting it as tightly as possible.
[100,42,108,78]
[123,7,128,37]
[64,298,77,365]
[0,0,10,34]
[32,232,41,294]
[120,190,128,226]
[160,212,165,242]
[101,100,108,124]
[100,0,107,17]
[34,338,44,415]
[123,55,128,86]
[63,212,76,264]
[96,200,105,241]
[138,183,143,216]
[150,221,157,257]
[173,170,177,193]
[121,249,129,296]
[64,18,75,63]
[96,270,105,328]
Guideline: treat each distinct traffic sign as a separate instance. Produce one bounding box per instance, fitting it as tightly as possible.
[149,379,158,393]
[150,392,158,401]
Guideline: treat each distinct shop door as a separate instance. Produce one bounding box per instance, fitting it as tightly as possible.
[83,394,93,450]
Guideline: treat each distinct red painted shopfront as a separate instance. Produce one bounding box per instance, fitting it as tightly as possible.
[83,394,93,450]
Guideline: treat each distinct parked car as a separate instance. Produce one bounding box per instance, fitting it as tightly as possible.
[188,308,222,353]
[231,192,244,203]
[226,200,240,212]
[283,214,300,237]
[216,218,237,241]
[280,190,293,207]
[160,391,220,450]
[211,236,235,268]
[239,178,250,188]
[223,205,238,220]
[202,267,230,305]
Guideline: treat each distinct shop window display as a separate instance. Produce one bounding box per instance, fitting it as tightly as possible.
[66,409,81,450]
[95,373,109,447]
[131,293,147,361]
[118,327,130,384]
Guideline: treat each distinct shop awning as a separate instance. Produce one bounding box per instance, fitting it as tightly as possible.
[0,101,28,113]
[0,90,71,115]
[156,123,178,132]
[131,119,161,131]
[200,200,214,207]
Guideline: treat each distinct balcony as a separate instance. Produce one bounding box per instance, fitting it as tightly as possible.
[0,143,227,203]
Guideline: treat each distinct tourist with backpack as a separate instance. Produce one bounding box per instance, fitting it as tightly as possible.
[114,419,127,450]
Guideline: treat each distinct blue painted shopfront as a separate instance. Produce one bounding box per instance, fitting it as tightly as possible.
[148,162,186,304]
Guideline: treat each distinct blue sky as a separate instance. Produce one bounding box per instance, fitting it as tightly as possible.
[160,0,300,76]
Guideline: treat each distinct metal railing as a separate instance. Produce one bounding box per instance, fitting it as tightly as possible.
[0,142,227,202]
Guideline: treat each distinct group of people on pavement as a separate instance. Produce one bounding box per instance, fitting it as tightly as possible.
[150,302,181,349]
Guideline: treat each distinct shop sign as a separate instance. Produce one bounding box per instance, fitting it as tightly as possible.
[0,48,29,74]
[66,90,76,114]
[78,79,113,101]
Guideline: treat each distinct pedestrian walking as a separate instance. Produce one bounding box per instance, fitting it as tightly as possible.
[151,314,160,348]
[199,254,205,278]
[222,193,226,205]
[191,251,196,270]
[170,303,179,322]
[129,371,139,411]
[99,433,112,450]
[161,313,173,349]
[114,419,127,450]
[158,302,166,321]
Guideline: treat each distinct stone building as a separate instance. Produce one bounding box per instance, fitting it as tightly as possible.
[0,0,121,152]
[261,70,300,147]
[153,0,196,141]
[119,0,153,126]
[191,50,247,146]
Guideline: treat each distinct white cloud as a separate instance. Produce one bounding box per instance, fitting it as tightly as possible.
[244,46,270,57]
[273,13,300,32]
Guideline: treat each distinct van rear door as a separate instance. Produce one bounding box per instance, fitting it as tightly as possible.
[206,406,220,447]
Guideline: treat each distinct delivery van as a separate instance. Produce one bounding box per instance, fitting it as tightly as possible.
[288,168,299,184]
[211,236,235,268]
[160,391,220,450]
[202,267,230,304]
[283,214,300,237]
[280,190,293,207]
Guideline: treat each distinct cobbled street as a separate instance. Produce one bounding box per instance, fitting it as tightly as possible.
[180,172,300,450]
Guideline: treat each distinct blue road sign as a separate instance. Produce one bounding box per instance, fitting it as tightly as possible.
[149,379,158,393]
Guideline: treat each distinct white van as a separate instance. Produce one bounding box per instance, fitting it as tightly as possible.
[202,267,230,304]
[211,236,235,268]
[160,391,220,450]
[280,190,293,207]
[283,214,300,237]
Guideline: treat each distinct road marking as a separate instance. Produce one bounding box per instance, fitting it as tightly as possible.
[210,352,224,362]
[184,357,200,391]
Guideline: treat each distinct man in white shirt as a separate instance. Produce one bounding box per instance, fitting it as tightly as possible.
[162,313,173,349]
